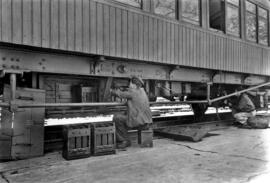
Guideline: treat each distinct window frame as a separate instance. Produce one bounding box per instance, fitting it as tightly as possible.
[258,6,269,45]
[226,0,241,37]
[112,0,143,9]
[181,0,201,25]
[153,0,178,20]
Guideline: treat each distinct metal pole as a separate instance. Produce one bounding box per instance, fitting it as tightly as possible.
[210,81,270,103]
[1,81,269,108]
[10,73,16,101]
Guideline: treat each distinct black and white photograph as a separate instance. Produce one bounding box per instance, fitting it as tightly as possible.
[0,0,270,182]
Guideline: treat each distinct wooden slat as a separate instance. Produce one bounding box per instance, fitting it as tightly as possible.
[2,0,12,42]
[89,0,96,54]
[115,8,121,57]
[41,0,50,47]
[67,0,75,51]
[153,18,158,62]
[75,0,83,52]
[51,0,59,49]
[59,0,67,50]
[143,15,149,61]
[121,10,128,58]
[170,23,174,64]
[12,0,22,44]
[138,14,144,60]
[166,22,170,64]
[82,0,90,52]
[178,26,182,65]
[96,3,103,55]
[103,4,110,56]
[148,17,154,61]
[133,13,139,59]
[162,21,166,63]
[157,20,162,63]
[33,0,41,46]
[109,6,116,56]
[127,12,133,59]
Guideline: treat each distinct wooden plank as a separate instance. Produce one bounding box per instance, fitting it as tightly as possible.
[96,3,103,55]
[59,0,67,50]
[127,12,133,58]
[148,17,154,61]
[166,22,170,64]
[82,0,90,53]
[122,10,128,57]
[182,27,186,65]
[133,13,139,59]
[195,30,199,67]
[2,0,12,42]
[41,0,50,47]
[157,20,162,63]
[162,21,166,63]
[67,0,75,51]
[138,14,143,60]
[103,4,110,56]
[174,24,179,65]
[153,18,158,62]
[178,26,183,65]
[51,0,59,49]
[75,0,83,52]
[185,27,190,66]
[89,0,97,53]
[115,8,121,57]
[109,6,116,56]
[12,0,22,44]
[170,23,174,64]
[32,0,41,46]
[143,15,149,61]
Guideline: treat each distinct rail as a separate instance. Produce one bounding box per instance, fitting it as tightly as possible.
[0,81,269,109]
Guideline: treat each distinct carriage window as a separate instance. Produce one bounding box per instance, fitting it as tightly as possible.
[113,0,142,8]
[181,0,200,24]
[226,0,240,36]
[209,0,225,31]
[258,7,268,45]
[246,1,257,42]
[153,0,176,19]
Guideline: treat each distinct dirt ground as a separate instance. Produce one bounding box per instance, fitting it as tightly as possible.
[1,127,270,183]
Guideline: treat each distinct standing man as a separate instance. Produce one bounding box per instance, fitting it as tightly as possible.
[231,92,256,127]
[111,76,152,149]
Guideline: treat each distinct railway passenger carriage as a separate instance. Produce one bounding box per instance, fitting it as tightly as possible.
[1,0,270,160]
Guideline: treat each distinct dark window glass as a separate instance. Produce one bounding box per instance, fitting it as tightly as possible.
[114,0,142,8]
[258,7,268,45]
[209,0,225,31]
[246,1,257,42]
[182,0,200,23]
[226,1,240,36]
[153,0,176,19]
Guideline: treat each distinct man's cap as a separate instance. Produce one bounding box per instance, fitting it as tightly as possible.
[130,76,144,87]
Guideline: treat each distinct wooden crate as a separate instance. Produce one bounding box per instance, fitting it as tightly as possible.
[91,122,116,156]
[138,129,153,148]
[62,124,91,160]
[127,130,139,146]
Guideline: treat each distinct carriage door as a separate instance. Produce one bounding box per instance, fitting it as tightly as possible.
[0,85,45,160]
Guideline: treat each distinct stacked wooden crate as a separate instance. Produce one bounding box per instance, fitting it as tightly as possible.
[91,121,116,155]
[62,124,91,160]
